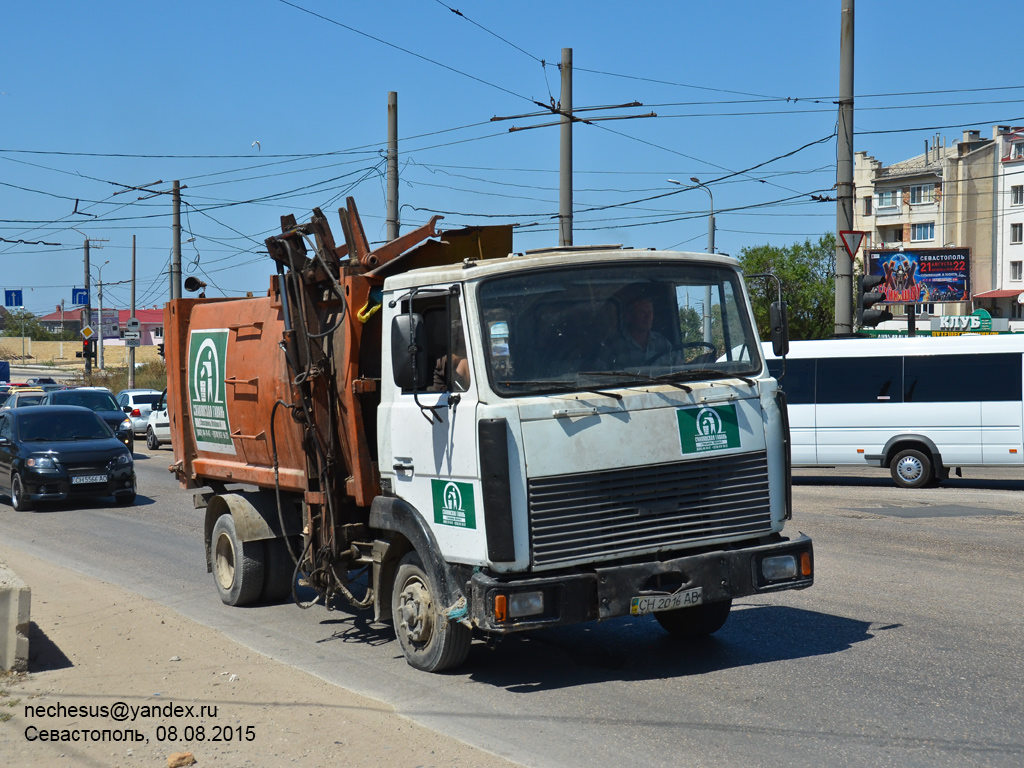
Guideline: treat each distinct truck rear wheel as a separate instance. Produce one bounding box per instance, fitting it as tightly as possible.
[211,514,265,606]
[392,551,471,672]
[654,599,732,639]
[260,537,299,604]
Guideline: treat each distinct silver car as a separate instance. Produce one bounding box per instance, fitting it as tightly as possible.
[116,389,163,436]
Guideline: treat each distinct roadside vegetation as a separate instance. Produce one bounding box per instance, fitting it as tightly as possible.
[68,360,167,392]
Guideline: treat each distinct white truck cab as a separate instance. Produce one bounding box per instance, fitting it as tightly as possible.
[374,246,811,662]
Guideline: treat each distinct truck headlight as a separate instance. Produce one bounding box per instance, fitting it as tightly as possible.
[761,555,798,581]
[494,590,545,622]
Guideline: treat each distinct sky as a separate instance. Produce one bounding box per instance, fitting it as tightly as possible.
[1,1,1022,319]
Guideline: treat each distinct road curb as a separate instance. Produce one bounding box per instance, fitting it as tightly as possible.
[0,564,30,671]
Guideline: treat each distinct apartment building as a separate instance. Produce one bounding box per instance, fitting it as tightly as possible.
[854,126,1024,330]
[854,130,993,324]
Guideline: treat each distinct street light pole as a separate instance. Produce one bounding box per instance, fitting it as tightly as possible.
[668,177,716,343]
[93,260,109,371]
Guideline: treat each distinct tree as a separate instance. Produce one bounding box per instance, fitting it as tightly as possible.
[1,308,60,341]
[738,233,851,341]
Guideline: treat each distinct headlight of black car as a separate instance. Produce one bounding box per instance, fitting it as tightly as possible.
[26,456,58,471]
[114,452,133,466]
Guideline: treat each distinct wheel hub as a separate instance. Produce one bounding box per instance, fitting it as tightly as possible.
[214,533,236,591]
[897,456,923,482]
[397,580,434,645]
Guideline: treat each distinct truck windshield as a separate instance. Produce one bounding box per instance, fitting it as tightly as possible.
[477,261,762,397]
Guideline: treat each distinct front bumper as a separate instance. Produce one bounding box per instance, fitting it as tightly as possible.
[22,466,136,502]
[468,534,813,633]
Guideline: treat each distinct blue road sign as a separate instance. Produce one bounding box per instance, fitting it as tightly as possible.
[4,290,23,308]
[72,288,89,306]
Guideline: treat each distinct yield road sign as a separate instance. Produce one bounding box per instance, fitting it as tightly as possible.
[839,230,867,262]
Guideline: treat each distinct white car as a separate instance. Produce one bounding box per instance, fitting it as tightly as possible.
[116,388,163,436]
[145,390,171,450]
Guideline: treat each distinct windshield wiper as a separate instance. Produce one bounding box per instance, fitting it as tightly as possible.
[496,379,623,401]
[657,369,756,387]
[578,370,692,393]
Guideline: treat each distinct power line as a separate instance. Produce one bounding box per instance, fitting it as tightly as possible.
[432,0,545,64]
[276,0,537,105]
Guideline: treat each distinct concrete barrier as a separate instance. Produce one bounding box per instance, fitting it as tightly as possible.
[0,564,30,672]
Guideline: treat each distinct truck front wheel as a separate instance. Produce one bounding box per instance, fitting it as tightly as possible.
[654,599,732,639]
[211,514,265,606]
[392,551,471,672]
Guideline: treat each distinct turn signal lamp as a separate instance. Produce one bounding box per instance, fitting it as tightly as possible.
[494,594,507,622]
[800,551,812,577]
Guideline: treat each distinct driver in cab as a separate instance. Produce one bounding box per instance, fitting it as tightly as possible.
[600,295,674,368]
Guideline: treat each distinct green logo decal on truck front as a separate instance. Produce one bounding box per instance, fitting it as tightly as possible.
[677,404,740,454]
[187,329,236,455]
[431,479,477,529]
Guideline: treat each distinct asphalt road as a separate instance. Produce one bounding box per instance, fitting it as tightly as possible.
[1,452,1022,768]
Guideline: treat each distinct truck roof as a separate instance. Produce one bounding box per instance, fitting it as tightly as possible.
[382,247,741,290]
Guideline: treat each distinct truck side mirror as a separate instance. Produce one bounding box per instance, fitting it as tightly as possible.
[769,300,789,358]
[391,313,430,390]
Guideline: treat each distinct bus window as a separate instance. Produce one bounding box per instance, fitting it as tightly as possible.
[767,358,815,405]
[906,353,1022,403]
[817,357,903,404]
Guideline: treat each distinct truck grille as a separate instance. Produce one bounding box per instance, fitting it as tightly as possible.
[527,451,773,568]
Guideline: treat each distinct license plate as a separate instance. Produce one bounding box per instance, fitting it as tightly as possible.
[630,587,703,616]
[72,474,107,485]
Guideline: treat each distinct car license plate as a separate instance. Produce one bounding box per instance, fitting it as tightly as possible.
[72,474,107,485]
[630,587,703,616]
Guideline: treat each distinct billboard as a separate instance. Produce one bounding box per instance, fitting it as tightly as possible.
[865,248,971,304]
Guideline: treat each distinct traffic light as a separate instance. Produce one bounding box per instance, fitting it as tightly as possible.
[78,339,96,359]
[857,275,894,328]
[157,343,165,358]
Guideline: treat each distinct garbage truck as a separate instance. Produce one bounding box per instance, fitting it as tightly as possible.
[164,199,813,672]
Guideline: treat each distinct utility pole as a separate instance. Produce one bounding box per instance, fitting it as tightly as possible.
[97,277,104,370]
[171,180,182,301]
[835,0,855,335]
[84,238,91,377]
[386,92,399,242]
[492,51,652,249]
[94,260,109,371]
[129,235,136,388]
[80,237,108,378]
[559,48,573,246]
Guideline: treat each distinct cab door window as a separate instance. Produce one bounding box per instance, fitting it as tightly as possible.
[401,291,470,394]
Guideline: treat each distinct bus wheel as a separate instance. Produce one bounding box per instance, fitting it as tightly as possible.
[890,449,931,489]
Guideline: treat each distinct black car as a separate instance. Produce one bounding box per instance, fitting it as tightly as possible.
[40,388,134,453]
[0,405,136,511]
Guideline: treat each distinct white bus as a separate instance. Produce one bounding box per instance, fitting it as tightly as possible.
[764,335,1024,488]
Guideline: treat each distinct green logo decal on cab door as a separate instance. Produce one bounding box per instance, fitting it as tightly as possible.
[431,479,477,529]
